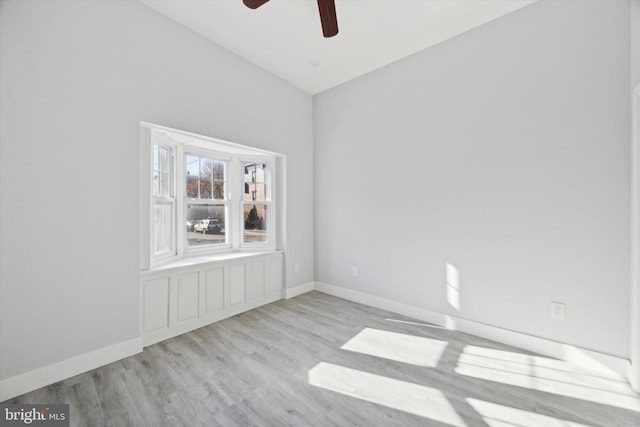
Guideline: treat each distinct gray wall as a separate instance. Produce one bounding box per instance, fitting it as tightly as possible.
[631,0,640,390]
[633,0,640,88]
[0,0,313,380]
[314,0,631,357]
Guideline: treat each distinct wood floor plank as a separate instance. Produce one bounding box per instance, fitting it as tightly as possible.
[7,291,640,426]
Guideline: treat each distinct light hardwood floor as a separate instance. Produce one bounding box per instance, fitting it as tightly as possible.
[7,291,640,426]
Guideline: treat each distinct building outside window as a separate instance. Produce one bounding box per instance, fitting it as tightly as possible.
[242,162,270,243]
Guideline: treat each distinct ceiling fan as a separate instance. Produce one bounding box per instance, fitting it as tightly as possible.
[243,0,339,38]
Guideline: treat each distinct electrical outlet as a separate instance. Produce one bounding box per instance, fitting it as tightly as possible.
[551,302,566,320]
[294,263,300,273]
[351,267,359,277]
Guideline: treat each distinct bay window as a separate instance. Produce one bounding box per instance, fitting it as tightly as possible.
[141,124,278,268]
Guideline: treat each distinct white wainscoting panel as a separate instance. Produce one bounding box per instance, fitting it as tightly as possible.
[177,272,199,323]
[205,267,224,313]
[141,252,283,346]
[266,256,283,294]
[142,277,169,333]
[247,260,265,301]
[229,264,246,306]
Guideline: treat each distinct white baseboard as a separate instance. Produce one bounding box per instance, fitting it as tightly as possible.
[314,282,446,325]
[0,337,142,402]
[283,281,315,299]
[314,282,630,379]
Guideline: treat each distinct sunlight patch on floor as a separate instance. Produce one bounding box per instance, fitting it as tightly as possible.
[466,398,593,427]
[308,362,467,426]
[341,327,448,367]
[456,346,640,412]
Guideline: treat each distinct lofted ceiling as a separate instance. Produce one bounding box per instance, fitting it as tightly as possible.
[139,0,538,94]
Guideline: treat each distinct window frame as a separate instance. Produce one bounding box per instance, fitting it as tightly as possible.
[182,148,232,255]
[239,158,274,248]
[150,135,177,264]
[143,124,277,270]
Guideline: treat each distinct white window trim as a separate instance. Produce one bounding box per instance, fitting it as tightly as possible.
[140,123,279,271]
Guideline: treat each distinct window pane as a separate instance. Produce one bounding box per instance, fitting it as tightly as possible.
[153,145,159,171]
[242,183,266,201]
[243,162,268,201]
[186,154,225,200]
[185,155,199,198]
[153,171,159,196]
[186,204,226,247]
[186,175,198,198]
[159,145,168,171]
[214,160,225,180]
[154,203,172,254]
[158,147,170,195]
[214,181,224,200]
[186,155,199,177]
[153,145,171,197]
[252,163,266,183]
[244,183,255,201]
[243,204,268,243]
[256,183,265,201]
[159,172,169,197]
[199,179,212,199]
[200,158,213,179]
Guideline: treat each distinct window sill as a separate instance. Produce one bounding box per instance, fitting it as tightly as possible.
[142,250,282,276]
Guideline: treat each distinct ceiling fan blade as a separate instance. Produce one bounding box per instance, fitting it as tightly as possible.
[317,0,338,38]
[243,0,269,9]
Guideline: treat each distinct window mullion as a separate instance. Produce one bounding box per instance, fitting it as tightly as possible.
[176,144,185,257]
[231,156,241,250]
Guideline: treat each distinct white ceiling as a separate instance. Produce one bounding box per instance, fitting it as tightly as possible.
[140,0,538,94]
